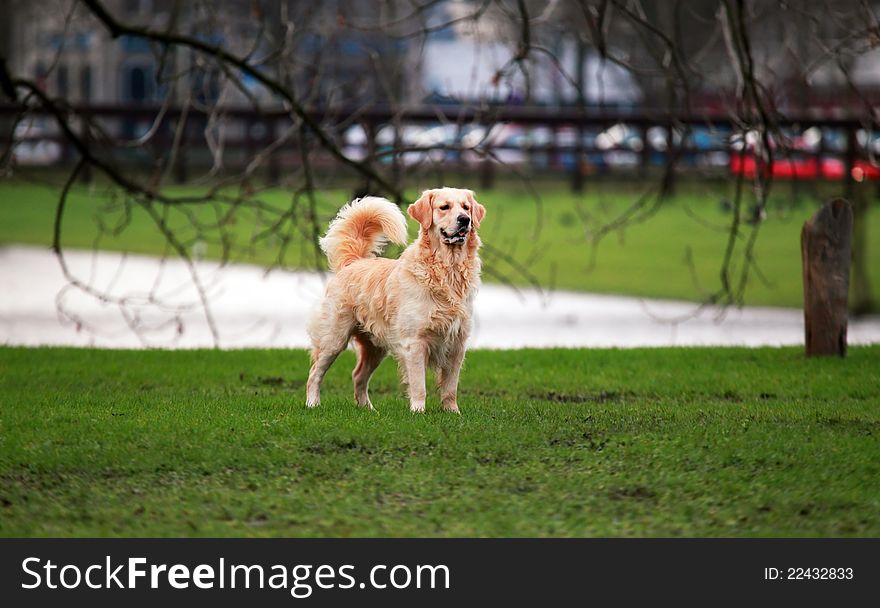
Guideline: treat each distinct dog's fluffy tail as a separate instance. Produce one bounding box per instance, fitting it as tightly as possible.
[320,196,409,272]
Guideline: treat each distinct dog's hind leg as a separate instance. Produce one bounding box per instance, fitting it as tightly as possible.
[306,317,354,408]
[351,334,386,410]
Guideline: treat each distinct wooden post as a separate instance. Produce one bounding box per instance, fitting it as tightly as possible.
[660,119,676,198]
[480,157,495,191]
[571,123,584,194]
[801,198,853,357]
[174,118,189,184]
[79,108,93,185]
[267,118,280,185]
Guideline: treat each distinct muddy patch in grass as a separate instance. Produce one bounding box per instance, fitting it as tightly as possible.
[609,486,657,501]
[532,390,634,404]
[549,431,608,451]
[811,415,879,434]
[306,439,371,455]
[239,372,305,391]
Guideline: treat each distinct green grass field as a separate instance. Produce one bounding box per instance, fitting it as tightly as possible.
[1,178,877,308]
[1,346,878,537]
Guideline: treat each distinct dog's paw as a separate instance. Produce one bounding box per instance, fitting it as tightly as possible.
[441,400,461,414]
[409,403,426,414]
[306,398,320,408]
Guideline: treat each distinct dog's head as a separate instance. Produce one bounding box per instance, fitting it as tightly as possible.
[407,187,486,246]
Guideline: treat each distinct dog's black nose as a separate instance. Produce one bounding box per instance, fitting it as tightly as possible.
[457,214,471,227]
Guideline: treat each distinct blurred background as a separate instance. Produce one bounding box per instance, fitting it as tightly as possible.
[0,0,878,348]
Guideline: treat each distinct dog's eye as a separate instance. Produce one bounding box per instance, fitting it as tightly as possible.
[462,205,470,211]
[439,204,450,210]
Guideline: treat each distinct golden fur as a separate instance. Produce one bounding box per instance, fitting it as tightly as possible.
[306,187,486,413]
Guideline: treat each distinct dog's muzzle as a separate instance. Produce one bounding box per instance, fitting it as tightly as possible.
[440,215,471,245]
[440,225,470,245]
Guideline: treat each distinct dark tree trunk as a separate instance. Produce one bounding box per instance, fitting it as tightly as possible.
[801,198,853,357]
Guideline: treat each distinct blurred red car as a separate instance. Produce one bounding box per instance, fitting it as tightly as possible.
[731,154,880,181]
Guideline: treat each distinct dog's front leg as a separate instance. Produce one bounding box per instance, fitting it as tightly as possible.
[402,340,428,413]
[438,340,466,413]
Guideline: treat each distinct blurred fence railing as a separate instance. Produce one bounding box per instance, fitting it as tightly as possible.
[2,103,878,194]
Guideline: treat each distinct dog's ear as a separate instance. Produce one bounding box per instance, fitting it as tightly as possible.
[408,190,434,231]
[466,190,486,228]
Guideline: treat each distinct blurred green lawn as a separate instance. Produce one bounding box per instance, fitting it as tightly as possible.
[0,177,877,308]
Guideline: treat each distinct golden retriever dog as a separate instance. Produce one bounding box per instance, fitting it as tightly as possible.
[306,187,486,413]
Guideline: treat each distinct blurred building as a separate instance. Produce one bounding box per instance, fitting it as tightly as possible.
[418,1,641,106]
[8,0,175,105]
[4,0,879,113]
[5,0,419,108]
